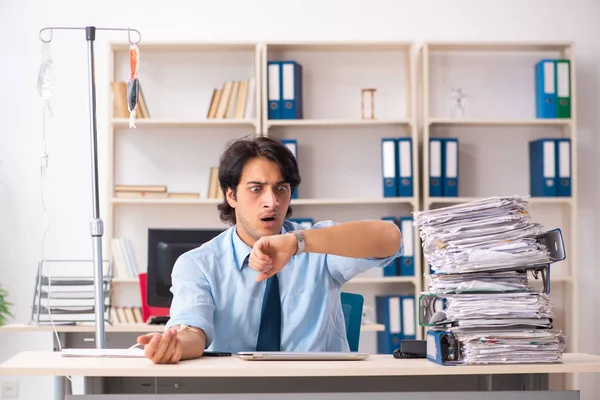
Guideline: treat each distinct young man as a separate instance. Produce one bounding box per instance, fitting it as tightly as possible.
[137,136,403,364]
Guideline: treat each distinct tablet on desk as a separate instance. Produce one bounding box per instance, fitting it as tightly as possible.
[237,351,370,361]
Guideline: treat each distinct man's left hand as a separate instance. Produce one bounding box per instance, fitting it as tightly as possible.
[249,233,297,282]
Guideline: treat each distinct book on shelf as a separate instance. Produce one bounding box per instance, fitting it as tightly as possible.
[115,185,167,193]
[207,78,255,120]
[111,81,150,119]
[207,167,224,199]
[110,307,145,324]
[114,185,201,200]
[111,238,139,278]
[115,192,169,198]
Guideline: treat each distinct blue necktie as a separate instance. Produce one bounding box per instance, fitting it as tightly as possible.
[256,274,281,351]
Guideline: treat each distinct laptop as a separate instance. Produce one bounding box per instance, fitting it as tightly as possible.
[236,351,370,361]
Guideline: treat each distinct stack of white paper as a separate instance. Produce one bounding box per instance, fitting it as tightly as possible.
[454,329,566,364]
[413,196,550,274]
[428,270,530,294]
[445,292,554,328]
[414,195,566,364]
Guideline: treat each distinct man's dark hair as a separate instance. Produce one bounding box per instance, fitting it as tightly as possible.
[217,135,301,225]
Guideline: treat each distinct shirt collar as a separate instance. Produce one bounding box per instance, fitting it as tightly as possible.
[231,223,290,270]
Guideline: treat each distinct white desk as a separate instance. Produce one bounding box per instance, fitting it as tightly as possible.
[0,322,384,399]
[2,351,600,377]
[1,351,600,399]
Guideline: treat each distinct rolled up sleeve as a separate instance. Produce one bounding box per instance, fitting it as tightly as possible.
[313,220,404,285]
[165,253,215,349]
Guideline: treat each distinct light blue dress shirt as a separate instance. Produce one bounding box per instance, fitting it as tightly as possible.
[165,219,403,352]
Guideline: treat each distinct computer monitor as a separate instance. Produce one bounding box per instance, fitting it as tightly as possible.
[146,228,224,308]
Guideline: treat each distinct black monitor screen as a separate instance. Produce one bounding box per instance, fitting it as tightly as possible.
[147,228,224,308]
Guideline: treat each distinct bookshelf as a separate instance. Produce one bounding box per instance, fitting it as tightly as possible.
[260,41,422,347]
[104,40,578,358]
[105,41,398,338]
[420,41,578,389]
[106,41,263,312]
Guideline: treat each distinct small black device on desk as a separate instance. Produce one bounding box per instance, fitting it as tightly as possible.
[148,316,170,325]
[203,351,232,357]
[393,339,427,359]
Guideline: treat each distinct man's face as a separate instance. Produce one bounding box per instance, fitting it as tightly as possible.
[226,157,291,245]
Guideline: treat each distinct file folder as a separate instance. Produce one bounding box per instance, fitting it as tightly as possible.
[376,296,402,354]
[556,138,571,197]
[281,61,303,119]
[381,217,399,277]
[282,139,298,199]
[398,216,414,276]
[397,138,413,197]
[443,138,459,197]
[529,139,556,196]
[401,296,416,340]
[555,60,571,118]
[382,138,398,197]
[267,61,282,119]
[426,330,458,365]
[429,138,443,197]
[535,59,557,119]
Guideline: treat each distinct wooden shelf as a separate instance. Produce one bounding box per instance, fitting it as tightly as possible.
[428,118,572,127]
[265,41,413,52]
[427,197,572,206]
[111,197,221,205]
[426,41,572,52]
[112,118,257,128]
[112,277,139,284]
[266,119,411,128]
[111,197,417,206]
[292,197,416,206]
[111,42,259,53]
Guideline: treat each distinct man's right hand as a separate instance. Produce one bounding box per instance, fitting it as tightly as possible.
[137,327,182,364]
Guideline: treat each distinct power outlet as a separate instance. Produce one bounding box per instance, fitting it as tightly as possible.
[1,381,18,399]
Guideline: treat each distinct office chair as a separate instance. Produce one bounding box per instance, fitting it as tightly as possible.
[340,292,364,352]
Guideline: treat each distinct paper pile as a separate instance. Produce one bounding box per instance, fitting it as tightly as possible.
[414,196,566,364]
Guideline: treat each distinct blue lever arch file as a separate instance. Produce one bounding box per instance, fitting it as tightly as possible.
[443,138,458,197]
[281,61,303,120]
[382,138,398,197]
[282,139,298,199]
[397,138,413,197]
[535,59,557,119]
[556,138,571,197]
[382,217,399,277]
[267,61,282,119]
[376,296,402,354]
[398,216,414,276]
[400,296,416,341]
[529,138,557,196]
[429,138,443,197]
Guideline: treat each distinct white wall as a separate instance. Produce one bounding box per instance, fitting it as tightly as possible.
[1,0,600,399]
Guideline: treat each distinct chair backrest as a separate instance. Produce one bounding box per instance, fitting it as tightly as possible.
[340,292,364,352]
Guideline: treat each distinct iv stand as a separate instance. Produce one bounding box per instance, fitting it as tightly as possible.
[38,26,142,350]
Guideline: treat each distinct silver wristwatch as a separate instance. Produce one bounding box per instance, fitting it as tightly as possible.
[288,230,305,255]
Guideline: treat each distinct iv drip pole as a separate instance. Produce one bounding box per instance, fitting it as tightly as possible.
[38,26,142,349]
